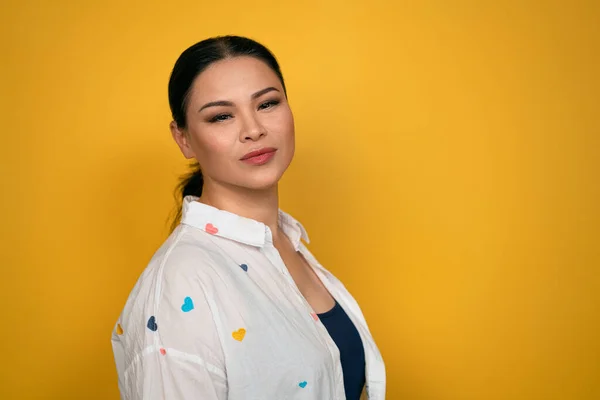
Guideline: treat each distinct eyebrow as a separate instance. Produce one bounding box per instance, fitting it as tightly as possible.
[198,87,280,112]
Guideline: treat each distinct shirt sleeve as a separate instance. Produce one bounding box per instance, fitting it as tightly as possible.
[122,245,227,400]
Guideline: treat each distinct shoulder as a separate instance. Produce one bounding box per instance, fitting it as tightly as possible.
[159,224,223,266]
[113,226,227,378]
[119,225,229,321]
[146,224,230,283]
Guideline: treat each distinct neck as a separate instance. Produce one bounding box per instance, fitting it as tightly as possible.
[198,180,281,237]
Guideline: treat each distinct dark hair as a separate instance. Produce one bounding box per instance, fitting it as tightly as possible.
[168,35,288,231]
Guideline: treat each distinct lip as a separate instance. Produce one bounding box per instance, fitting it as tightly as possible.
[240,147,277,160]
[240,147,277,166]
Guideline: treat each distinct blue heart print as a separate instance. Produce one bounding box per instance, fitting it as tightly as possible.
[147,316,158,331]
[240,264,248,272]
[181,296,194,312]
[299,381,308,388]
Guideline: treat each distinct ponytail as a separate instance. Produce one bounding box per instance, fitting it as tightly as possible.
[170,162,203,232]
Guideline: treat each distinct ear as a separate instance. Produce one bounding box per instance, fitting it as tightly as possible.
[170,121,195,159]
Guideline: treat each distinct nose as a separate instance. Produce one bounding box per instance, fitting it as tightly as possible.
[239,111,267,142]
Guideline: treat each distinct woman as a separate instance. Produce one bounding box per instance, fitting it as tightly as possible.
[111,35,386,400]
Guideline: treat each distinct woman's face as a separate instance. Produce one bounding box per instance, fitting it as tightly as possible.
[171,56,295,194]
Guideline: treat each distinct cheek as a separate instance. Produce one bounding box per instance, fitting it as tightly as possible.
[284,112,296,148]
[269,108,295,140]
[190,130,233,167]
[275,112,296,167]
[284,107,295,131]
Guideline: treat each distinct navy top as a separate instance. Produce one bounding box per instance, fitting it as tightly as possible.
[318,300,366,400]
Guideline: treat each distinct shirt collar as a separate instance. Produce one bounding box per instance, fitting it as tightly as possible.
[180,195,310,249]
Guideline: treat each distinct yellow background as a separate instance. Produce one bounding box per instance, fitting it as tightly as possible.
[1,0,598,399]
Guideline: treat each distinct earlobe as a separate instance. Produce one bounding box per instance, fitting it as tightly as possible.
[170,121,195,159]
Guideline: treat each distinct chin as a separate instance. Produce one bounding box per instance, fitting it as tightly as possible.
[241,165,287,191]
[246,174,284,191]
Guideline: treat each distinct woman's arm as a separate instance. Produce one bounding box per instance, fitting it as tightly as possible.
[117,246,227,400]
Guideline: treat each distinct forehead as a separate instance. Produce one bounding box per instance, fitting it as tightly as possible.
[189,56,282,102]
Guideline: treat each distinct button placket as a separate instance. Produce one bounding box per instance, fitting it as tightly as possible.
[262,227,343,380]
[262,244,317,322]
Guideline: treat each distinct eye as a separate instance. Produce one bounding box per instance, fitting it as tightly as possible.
[258,99,280,110]
[209,113,232,123]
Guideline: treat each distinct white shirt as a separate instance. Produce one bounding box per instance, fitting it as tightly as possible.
[111,196,386,399]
